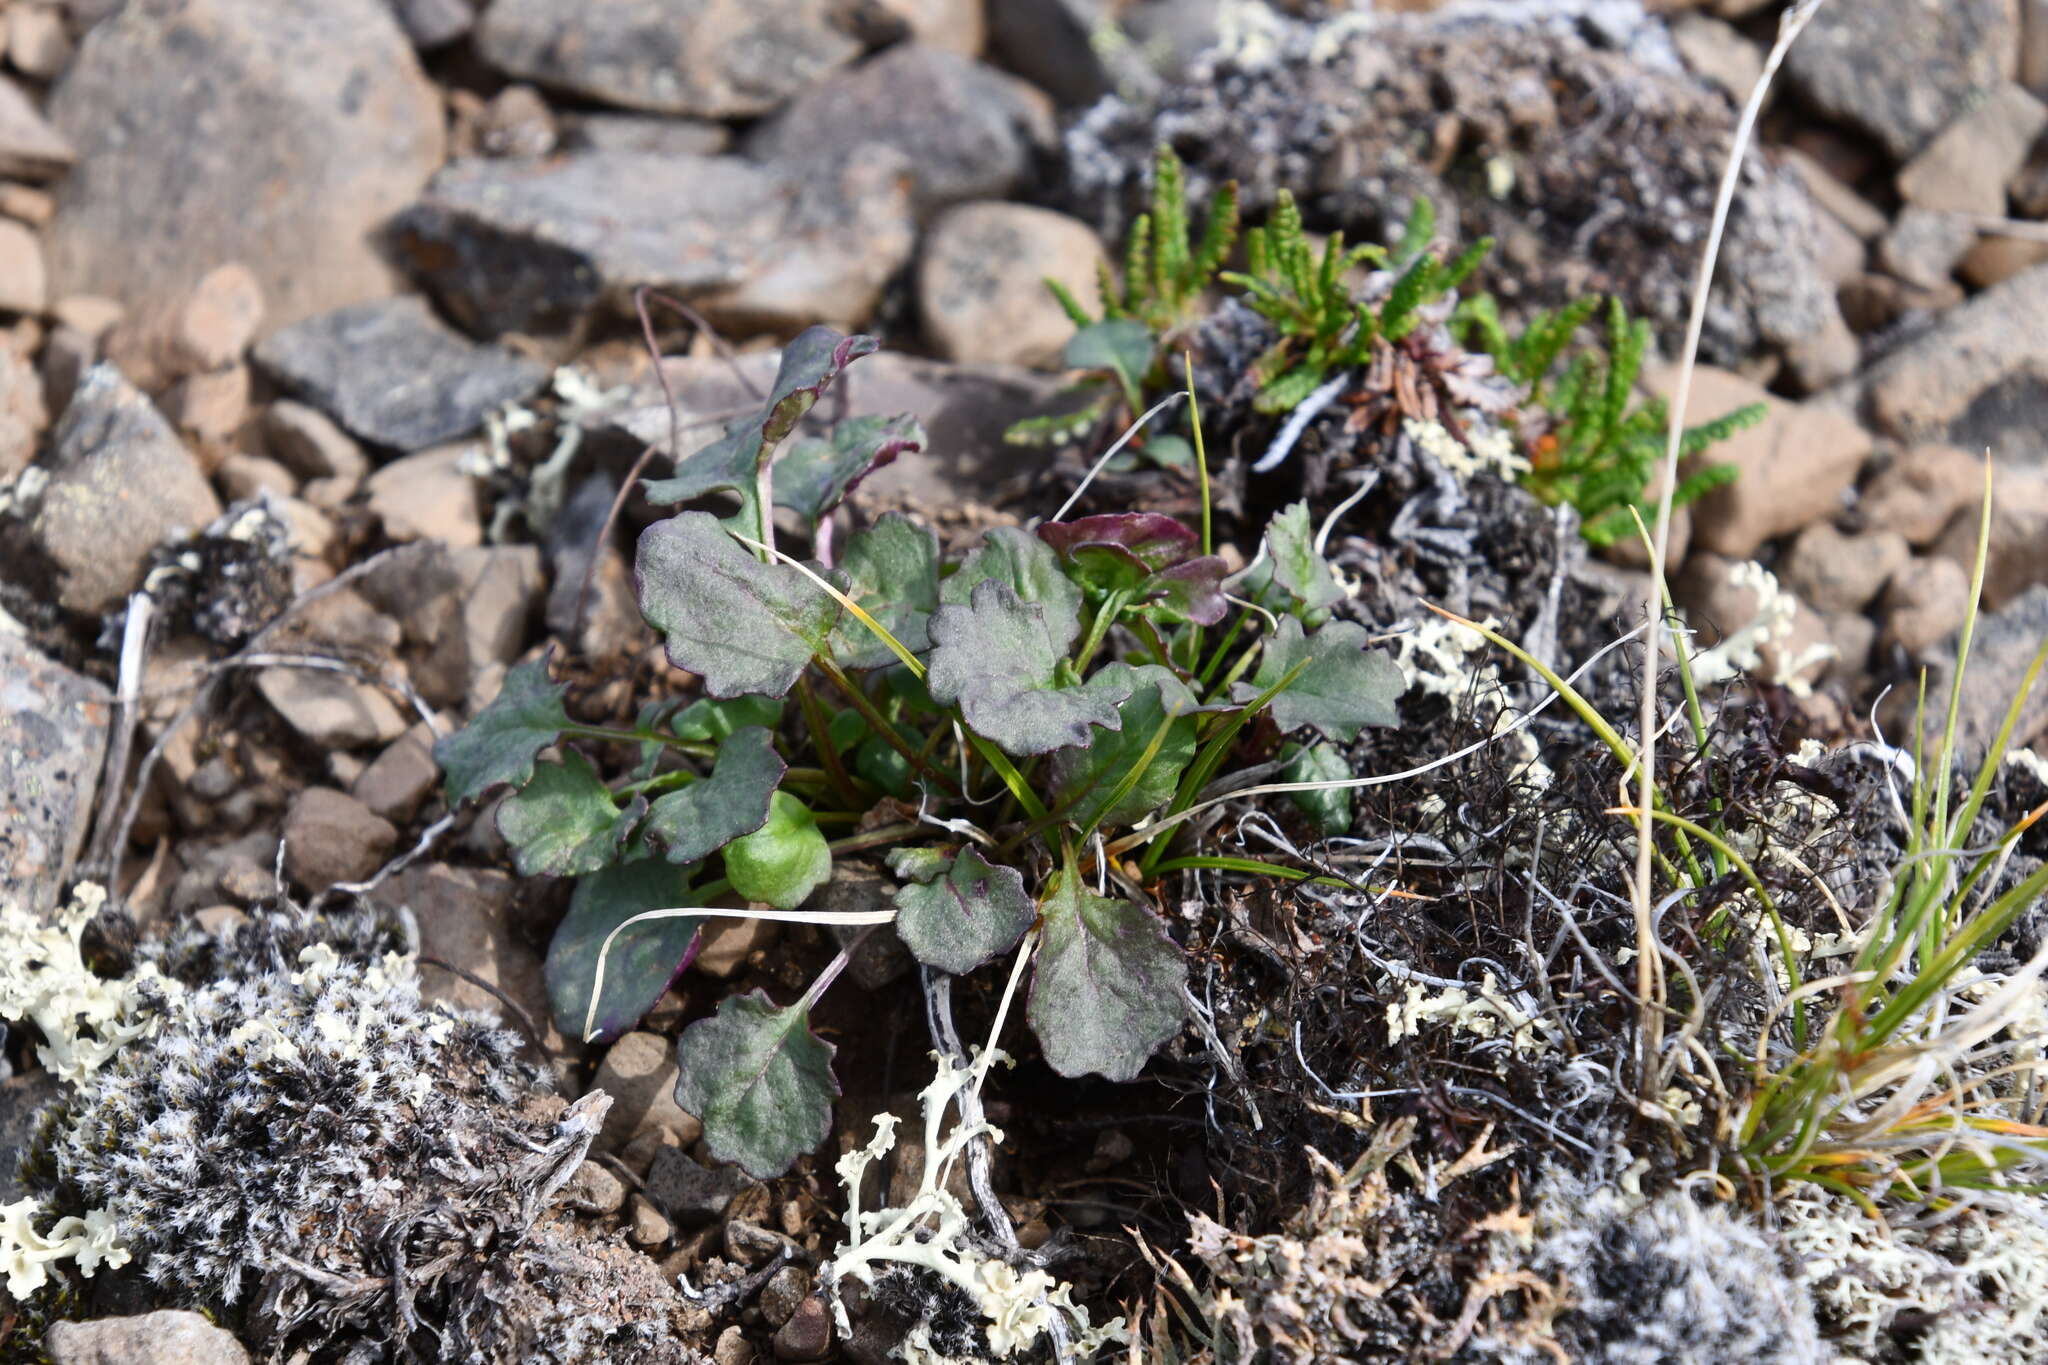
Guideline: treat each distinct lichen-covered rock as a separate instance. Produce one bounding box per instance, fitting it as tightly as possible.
[0,636,109,919]
[1059,6,1840,371]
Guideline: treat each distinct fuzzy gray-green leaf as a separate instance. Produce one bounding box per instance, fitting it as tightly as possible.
[549,855,701,1043]
[435,652,572,807]
[1049,664,1199,829]
[496,750,640,877]
[1235,618,1403,743]
[830,513,940,670]
[1028,876,1186,1081]
[637,511,837,699]
[941,526,1084,648]
[674,990,837,1178]
[894,847,1034,975]
[927,579,1133,755]
[1266,501,1346,618]
[642,726,786,865]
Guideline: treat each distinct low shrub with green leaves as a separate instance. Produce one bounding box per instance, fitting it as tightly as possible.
[436,327,1403,1177]
[1457,293,1766,545]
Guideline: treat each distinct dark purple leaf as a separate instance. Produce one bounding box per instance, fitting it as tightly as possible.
[548,856,701,1044]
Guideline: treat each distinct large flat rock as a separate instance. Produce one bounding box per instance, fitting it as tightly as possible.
[44,0,445,332]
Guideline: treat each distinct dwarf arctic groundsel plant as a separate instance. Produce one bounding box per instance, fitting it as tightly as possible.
[436,327,1405,1176]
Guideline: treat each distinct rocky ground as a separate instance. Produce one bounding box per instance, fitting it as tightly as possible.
[3,0,2048,1363]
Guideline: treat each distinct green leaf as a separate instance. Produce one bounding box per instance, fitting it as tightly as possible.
[894,847,1035,975]
[774,413,924,527]
[723,790,832,909]
[1392,196,1436,267]
[1049,664,1199,829]
[1265,501,1346,618]
[943,527,1086,637]
[496,750,641,877]
[637,511,837,699]
[549,853,700,1043]
[885,845,953,884]
[667,695,785,743]
[1281,741,1352,835]
[674,989,837,1178]
[435,652,572,807]
[1235,618,1403,743]
[1028,875,1187,1081]
[642,726,786,864]
[927,579,1135,755]
[1064,319,1155,393]
[829,513,940,671]
[642,326,877,522]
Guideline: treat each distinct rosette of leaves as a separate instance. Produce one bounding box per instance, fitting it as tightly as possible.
[1457,293,1765,545]
[436,326,1405,1179]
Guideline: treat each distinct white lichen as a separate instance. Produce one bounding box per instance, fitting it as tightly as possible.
[0,883,168,1084]
[0,1198,129,1299]
[823,1050,1124,1363]
[1403,416,1533,481]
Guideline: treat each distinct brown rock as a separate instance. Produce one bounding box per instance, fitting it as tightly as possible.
[1898,82,2048,214]
[50,293,122,338]
[377,862,565,1053]
[1649,366,1872,559]
[364,444,483,546]
[692,918,779,979]
[44,0,443,331]
[1777,522,1910,613]
[589,1031,706,1153]
[1880,554,1974,654]
[1923,585,2048,756]
[1777,146,1888,240]
[1959,233,2048,289]
[872,0,984,54]
[29,363,222,613]
[282,787,398,890]
[162,363,250,446]
[44,1310,252,1365]
[1859,443,1986,545]
[1676,553,1837,692]
[263,398,368,484]
[167,263,265,374]
[255,666,408,749]
[0,217,45,313]
[1823,609,1878,683]
[626,1193,673,1248]
[0,181,54,227]
[6,4,73,82]
[0,340,44,478]
[216,452,297,502]
[352,720,440,824]
[1859,263,2048,443]
[1930,466,2048,608]
[1779,309,1861,395]
[918,202,1107,368]
[476,83,557,159]
[0,74,73,181]
[560,1159,629,1216]
[772,1295,833,1363]
[406,545,544,709]
[1876,206,1976,290]
[1670,12,1761,102]
[1838,271,1965,336]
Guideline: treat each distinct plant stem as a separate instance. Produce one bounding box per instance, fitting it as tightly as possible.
[794,675,868,809]
[815,657,962,799]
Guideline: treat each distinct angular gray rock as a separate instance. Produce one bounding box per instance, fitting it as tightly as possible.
[44,0,444,331]
[44,1310,253,1365]
[1855,263,2048,454]
[387,0,475,47]
[1920,585,2048,758]
[1782,0,2020,162]
[252,297,549,451]
[474,0,864,118]
[29,364,223,614]
[742,43,1054,217]
[393,149,916,338]
[0,635,110,918]
[560,113,731,157]
[645,1145,752,1225]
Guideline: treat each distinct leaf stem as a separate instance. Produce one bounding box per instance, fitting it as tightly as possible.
[815,657,962,799]
[795,675,869,809]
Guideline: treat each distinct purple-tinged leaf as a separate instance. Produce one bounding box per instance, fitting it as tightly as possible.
[675,989,838,1178]
[1037,513,1225,625]
[641,726,785,864]
[642,327,878,522]
[894,847,1034,975]
[775,413,924,526]
[1037,513,1201,572]
[926,579,1134,755]
[548,856,701,1044]
[636,511,838,698]
[1028,874,1186,1081]
[435,649,571,807]
[1141,555,1228,626]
